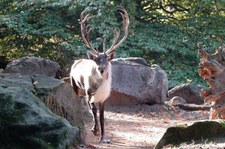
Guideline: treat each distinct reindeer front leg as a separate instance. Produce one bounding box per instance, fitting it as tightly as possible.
[99,102,111,143]
[85,95,99,136]
[90,102,99,136]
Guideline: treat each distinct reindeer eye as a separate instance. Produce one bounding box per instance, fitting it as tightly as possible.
[95,57,101,64]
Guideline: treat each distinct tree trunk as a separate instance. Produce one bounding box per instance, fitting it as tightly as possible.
[198,46,225,119]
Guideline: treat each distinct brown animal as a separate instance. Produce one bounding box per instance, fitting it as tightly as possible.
[70,7,129,143]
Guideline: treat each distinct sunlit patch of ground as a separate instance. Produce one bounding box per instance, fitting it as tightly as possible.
[80,104,225,149]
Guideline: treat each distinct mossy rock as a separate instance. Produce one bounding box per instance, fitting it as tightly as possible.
[0,73,90,126]
[155,120,225,149]
[0,74,85,149]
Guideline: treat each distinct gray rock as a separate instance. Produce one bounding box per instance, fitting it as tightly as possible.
[168,83,205,104]
[40,77,92,125]
[107,58,168,105]
[168,96,187,105]
[113,57,148,66]
[3,57,60,78]
[0,73,86,149]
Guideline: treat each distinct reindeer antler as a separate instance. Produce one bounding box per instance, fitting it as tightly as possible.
[80,9,99,55]
[80,7,129,55]
[106,6,130,55]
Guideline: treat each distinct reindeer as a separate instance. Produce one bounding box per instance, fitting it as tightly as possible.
[70,7,129,143]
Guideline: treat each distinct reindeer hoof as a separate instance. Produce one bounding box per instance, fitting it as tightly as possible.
[99,138,111,144]
[91,127,99,136]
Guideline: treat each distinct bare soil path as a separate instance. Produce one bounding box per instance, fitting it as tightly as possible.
[80,104,219,149]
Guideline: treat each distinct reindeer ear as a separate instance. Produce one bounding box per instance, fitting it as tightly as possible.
[107,52,115,61]
[87,52,97,60]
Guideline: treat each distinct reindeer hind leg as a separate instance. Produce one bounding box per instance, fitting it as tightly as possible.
[70,77,79,95]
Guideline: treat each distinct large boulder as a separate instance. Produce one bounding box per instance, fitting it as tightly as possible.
[3,57,60,78]
[0,73,86,149]
[168,83,205,105]
[31,74,90,125]
[107,57,168,105]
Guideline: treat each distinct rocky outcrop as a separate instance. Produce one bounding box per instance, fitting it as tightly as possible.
[3,56,60,78]
[0,73,86,149]
[168,83,205,105]
[107,58,168,105]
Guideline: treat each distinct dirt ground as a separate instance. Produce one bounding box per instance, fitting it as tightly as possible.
[78,103,225,149]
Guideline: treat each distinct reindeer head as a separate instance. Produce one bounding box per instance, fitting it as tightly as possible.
[80,6,129,74]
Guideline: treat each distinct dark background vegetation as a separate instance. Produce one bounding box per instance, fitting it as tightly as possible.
[0,0,224,86]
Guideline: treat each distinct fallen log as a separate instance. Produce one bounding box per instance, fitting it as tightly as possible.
[174,103,210,111]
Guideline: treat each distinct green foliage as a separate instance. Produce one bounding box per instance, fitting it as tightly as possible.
[0,0,224,85]
[0,0,83,68]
